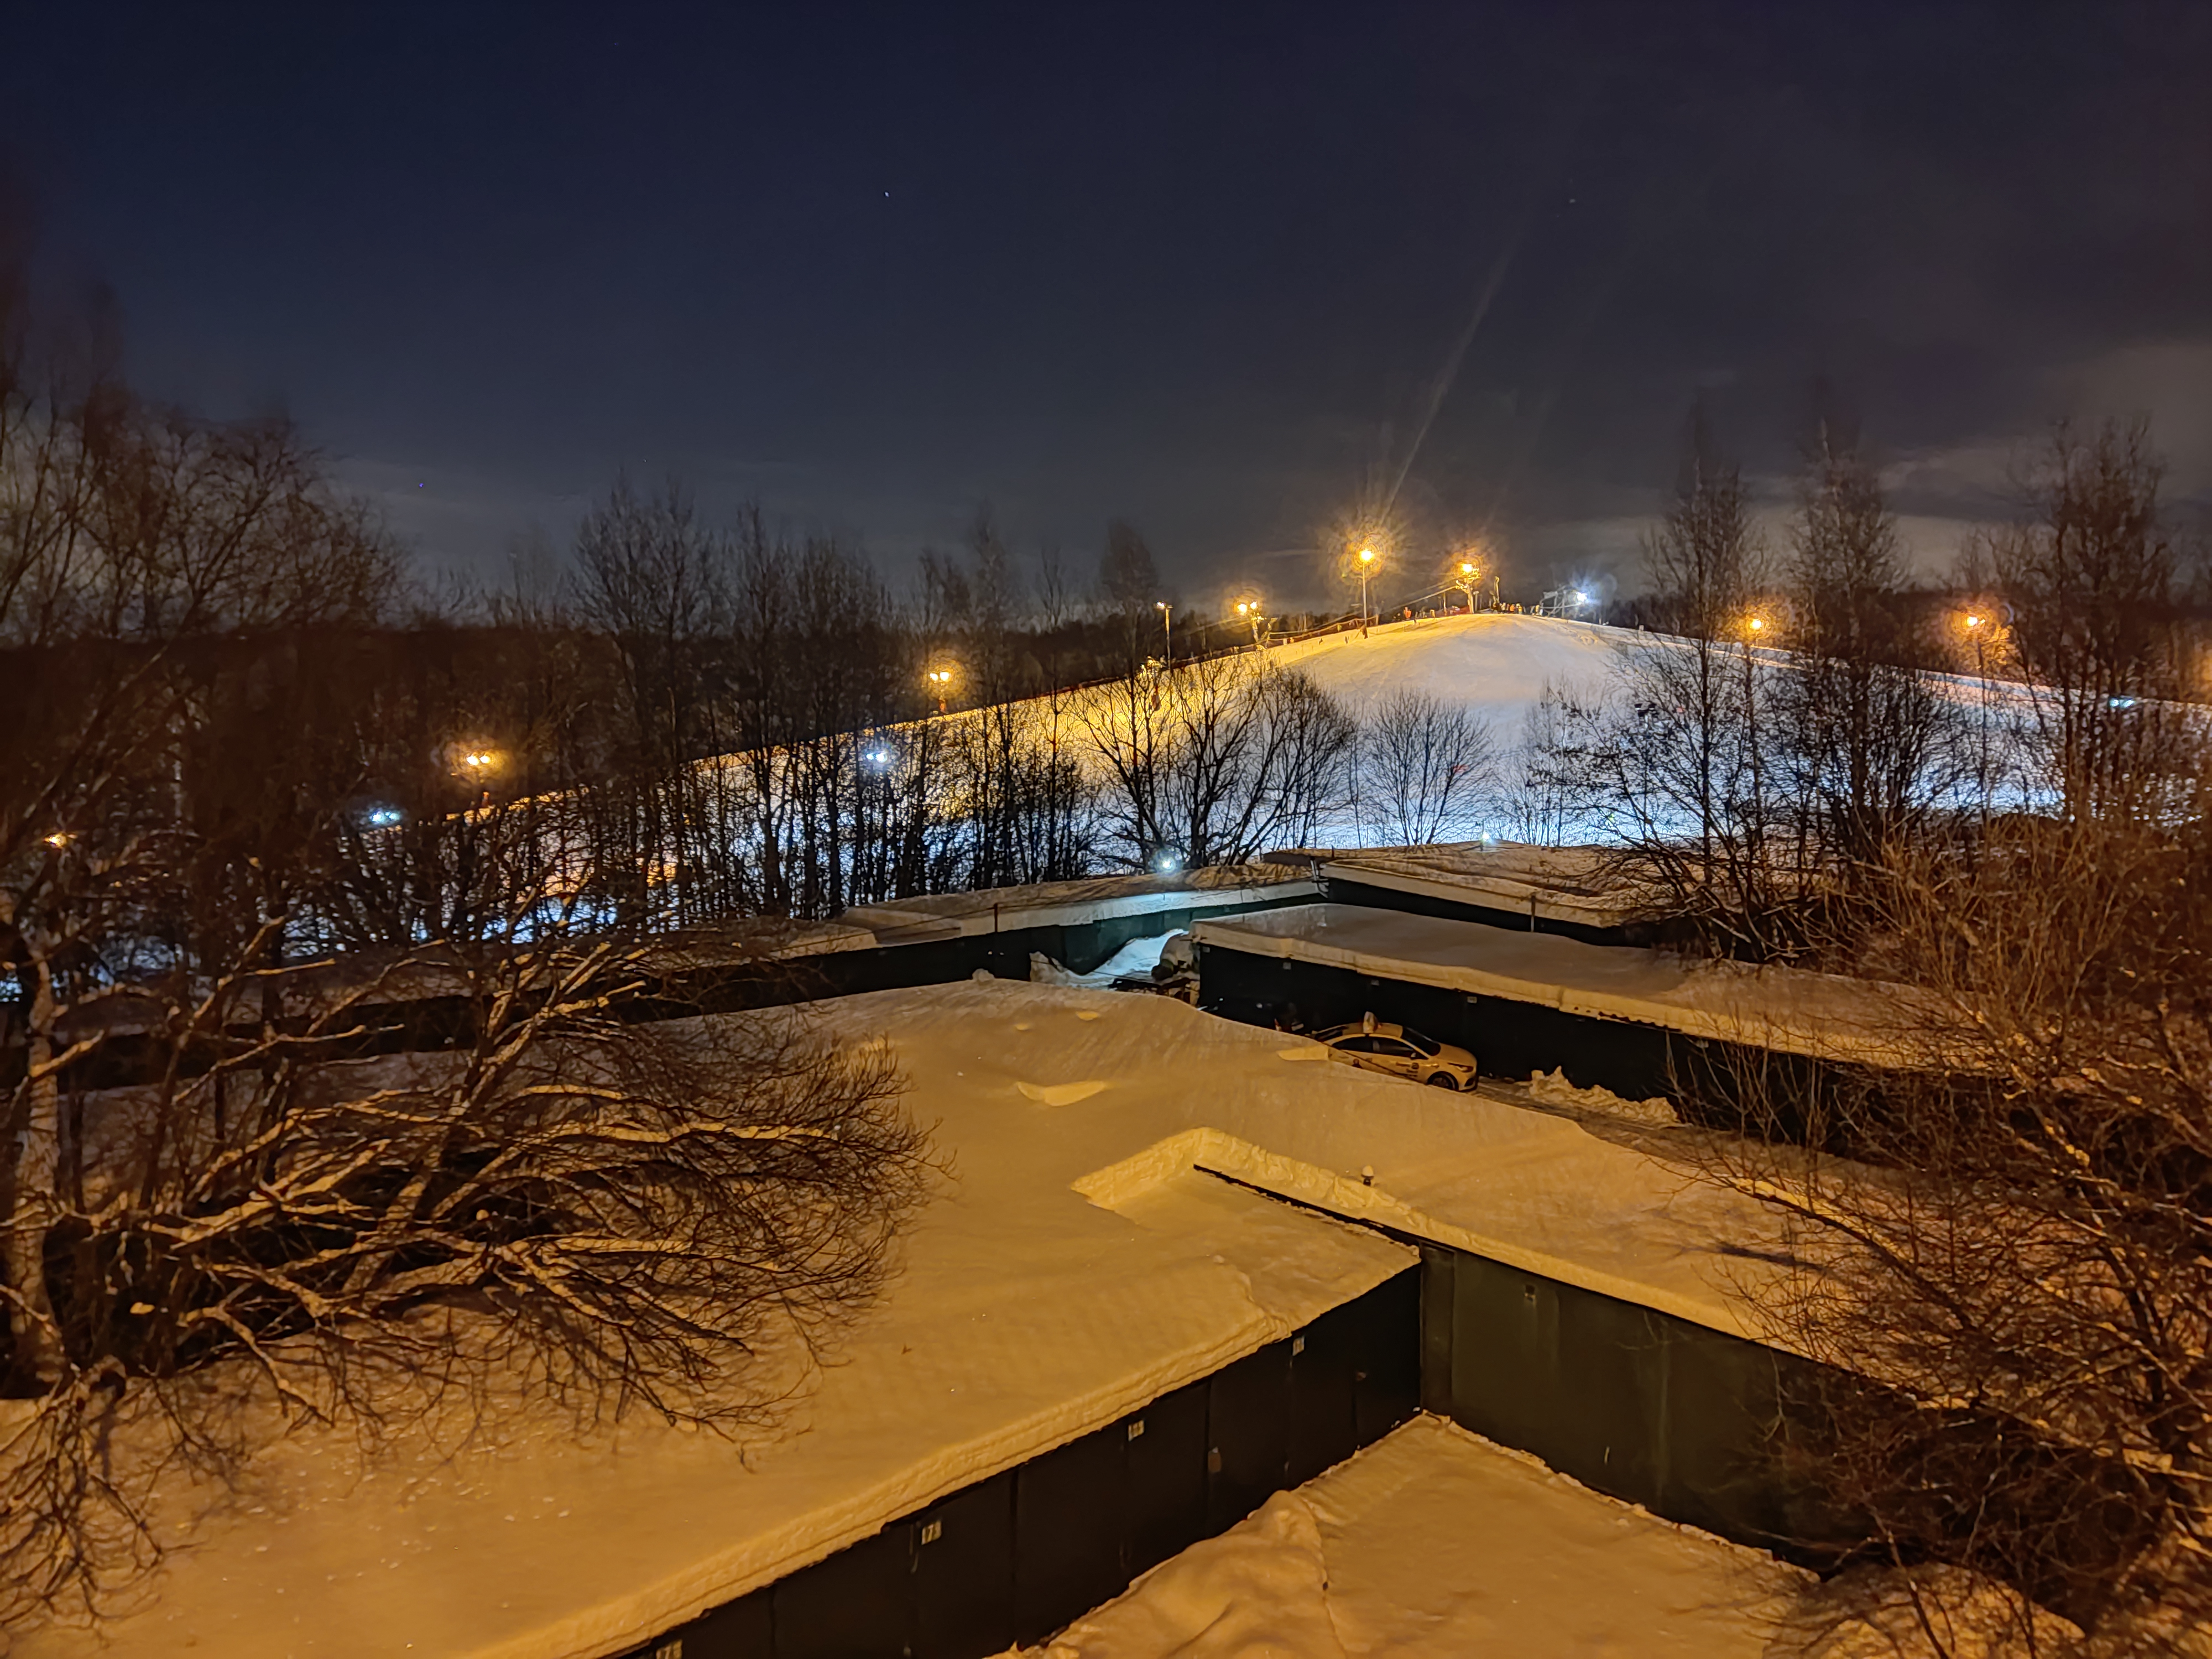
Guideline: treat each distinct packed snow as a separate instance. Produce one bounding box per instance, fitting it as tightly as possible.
[1526,1065,1683,1126]
[1029,931,1181,987]
[1021,1412,1808,1658]
[1265,612,1641,729]
[16,982,1795,1659]
[1022,1409,2068,1659]
[1271,610,2041,748]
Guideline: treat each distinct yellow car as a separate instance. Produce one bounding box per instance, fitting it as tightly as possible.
[1312,1019,1479,1091]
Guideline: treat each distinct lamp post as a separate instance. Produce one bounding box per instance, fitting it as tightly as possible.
[457,747,498,807]
[1357,547,1376,625]
[1451,560,1479,614]
[1235,599,1264,647]
[1961,612,1993,815]
[927,667,954,713]
[1156,601,1172,661]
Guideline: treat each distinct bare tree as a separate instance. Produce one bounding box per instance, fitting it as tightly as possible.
[1078,654,1354,869]
[1582,411,1814,954]
[1987,421,2192,825]
[0,328,933,1626]
[0,919,928,1626]
[1674,427,2209,1647]
[1363,688,1499,846]
[1698,797,2212,1655]
[1506,679,1608,847]
[1780,427,1954,872]
[1644,406,1765,849]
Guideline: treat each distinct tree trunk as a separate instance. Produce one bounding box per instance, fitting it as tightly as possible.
[3,959,65,1384]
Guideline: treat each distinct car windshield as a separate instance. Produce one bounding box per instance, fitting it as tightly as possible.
[1400,1029,1441,1057]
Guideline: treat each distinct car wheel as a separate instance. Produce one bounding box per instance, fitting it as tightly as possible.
[1425,1072,1460,1091]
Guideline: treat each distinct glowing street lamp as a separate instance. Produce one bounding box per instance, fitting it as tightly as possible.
[1450,559,1480,613]
[1357,547,1376,625]
[1746,615,1766,635]
[1157,601,1172,660]
[926,666,956,713]
[1235,598,1265,646]
[452,745,501,806]
[1959,611,1993,682]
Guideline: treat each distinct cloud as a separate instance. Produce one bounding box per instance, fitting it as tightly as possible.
[2061,340,2212,496]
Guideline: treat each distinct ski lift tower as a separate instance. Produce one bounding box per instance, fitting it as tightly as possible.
[1537,586,1594,619]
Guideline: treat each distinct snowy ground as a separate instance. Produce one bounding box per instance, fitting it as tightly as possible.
[1028,930,1178,987]
[17,982,1791,1659]
[1272,611,2038,744]
[1266,612,1642,730]
[1024,1412,1808,1658]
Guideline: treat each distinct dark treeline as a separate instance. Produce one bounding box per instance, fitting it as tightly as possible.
[364,487,1374,932]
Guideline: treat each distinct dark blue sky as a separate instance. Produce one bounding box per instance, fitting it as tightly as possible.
[8,2,2209,609]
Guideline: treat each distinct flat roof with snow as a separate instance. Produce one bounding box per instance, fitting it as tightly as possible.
[1194,902,1929,1068]
[1050,1412,1809,1658]
[839,863,1312,945]
[1313,839,1640,932]
[22,982,1788,1659]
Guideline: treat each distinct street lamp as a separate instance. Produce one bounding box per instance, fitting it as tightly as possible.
[1358,547,1376,625]
[1156,601,1172,660]
[1451,560,1479,613]
[454,746,500,807]
[926,666,955,713]
[1960,612,1990,684]
[1235,598,1265,646]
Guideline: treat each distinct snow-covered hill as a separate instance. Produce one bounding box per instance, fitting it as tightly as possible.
[1260,612,1641,727]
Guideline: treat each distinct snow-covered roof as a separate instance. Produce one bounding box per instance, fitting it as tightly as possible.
[841,863,1311,944]
[1194,902,1931,1068]
[23,982,1787,1659]
[1313,840,1637,930]
[1045,1412,1809,1658]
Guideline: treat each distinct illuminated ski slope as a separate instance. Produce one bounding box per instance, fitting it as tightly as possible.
[1260,612,1643,728]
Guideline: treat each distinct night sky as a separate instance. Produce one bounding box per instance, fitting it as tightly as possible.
[8,2,2209,609]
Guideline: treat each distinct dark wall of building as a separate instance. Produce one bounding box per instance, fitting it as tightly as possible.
[632,1266,1421,1659]
[1317,875,1727,956]
[1194,939,1880,1139]
[1195,938,1678,1099]
[1418,1244,1854,1561]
